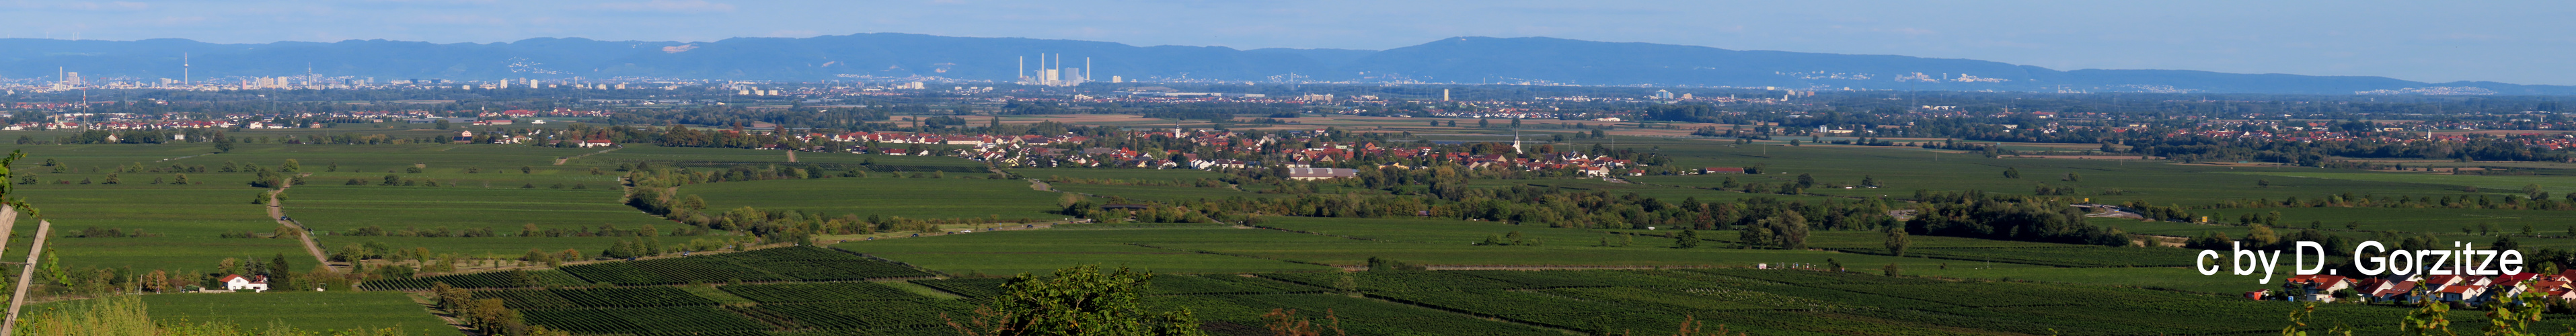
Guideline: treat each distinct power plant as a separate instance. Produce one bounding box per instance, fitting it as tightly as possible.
[1018,54,1091,87]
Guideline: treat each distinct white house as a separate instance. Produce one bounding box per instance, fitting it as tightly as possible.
[219,274,269,292]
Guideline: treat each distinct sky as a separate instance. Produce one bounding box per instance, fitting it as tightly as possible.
[7,0,2571,85]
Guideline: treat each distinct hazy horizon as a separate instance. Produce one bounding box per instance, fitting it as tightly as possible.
[6,1,2566,85]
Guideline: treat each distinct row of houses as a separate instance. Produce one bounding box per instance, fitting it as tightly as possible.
[811,132,1092,146]
[2274,271,2576,304]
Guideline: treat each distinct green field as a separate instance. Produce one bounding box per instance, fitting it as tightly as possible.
[687,176,1065,221]
[36,291,457,335]
[1617,139,2475,206]
[289,185,675,256]
[2233,171,2576,192]
[839,228,1344,275]
[1045,183,1275,202]
[11,184,305,272]
[584,145,983,171]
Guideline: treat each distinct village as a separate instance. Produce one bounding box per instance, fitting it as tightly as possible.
[791,128,1671,178]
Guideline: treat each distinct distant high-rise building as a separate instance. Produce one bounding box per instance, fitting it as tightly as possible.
[1442,89,1450,101]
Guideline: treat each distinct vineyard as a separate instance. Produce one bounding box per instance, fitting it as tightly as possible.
[1833,246,2198,267]
[358,269,591,290]
[519,306,773,334]
[412,255,2576,336]
[718,282,921,304]
[555,246,931,286]
[908,278,1009,298]
[383,241,2559,335]
[1144,274,1322,295]
[738,300,975,331]
[1153,294,1562,336]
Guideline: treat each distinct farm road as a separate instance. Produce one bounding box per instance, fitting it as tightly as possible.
[265,181,339,272]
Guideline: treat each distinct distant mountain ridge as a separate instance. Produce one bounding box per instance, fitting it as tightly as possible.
[3,33,2565,95]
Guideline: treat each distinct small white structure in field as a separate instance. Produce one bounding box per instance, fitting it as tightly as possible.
[219,274,270,292]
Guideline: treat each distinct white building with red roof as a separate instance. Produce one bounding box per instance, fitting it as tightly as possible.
[219,274,269,292]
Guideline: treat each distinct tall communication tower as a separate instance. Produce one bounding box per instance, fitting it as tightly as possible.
[182,52,190,85]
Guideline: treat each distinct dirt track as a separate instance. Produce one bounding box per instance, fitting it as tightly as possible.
[266,181,338,272]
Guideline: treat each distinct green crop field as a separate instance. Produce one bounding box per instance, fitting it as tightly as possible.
[10,183,307,272]
[110,291,452,335]
[1486,178,1850,202]
[1616,140,2473,206]
[584,145,982,171]
[288,185,675,255]
[686,176,1065,221]
[287,186,658,231]
[1045,184,1276,202]
[839,228,1346,275]
[2233,171,2576,192]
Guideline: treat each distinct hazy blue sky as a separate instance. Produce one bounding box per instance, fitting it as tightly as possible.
[7,1,2570,84]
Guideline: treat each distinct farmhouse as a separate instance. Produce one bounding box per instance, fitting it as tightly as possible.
[219,274,269,292]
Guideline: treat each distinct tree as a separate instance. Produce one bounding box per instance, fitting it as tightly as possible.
[434,119,451,130]
[2002,167,2021,179]
[268,253,292,278]
[1885,227,1911,257]
[521,166,534,174]
[1739,226,1776,249]
[1261,308,1342,336]
[947,265,1206,336]
[1770,212,1811,250]
[214,140,235,153]
[1365,257,1421,271]
[281,159,301,172]
[1673,230,1700,248]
